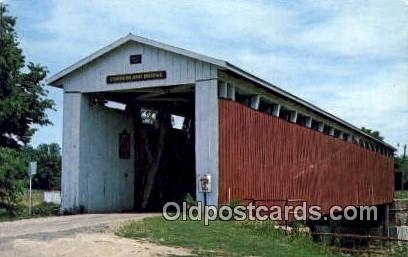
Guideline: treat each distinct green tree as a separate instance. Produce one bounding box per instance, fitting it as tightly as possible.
[361,127,384,141]
[0,3,54,148]
[395,156,408,177]
[21,143,61,190]
[395,145,408,190]
[0,147,26,213]
[32,143,61,190]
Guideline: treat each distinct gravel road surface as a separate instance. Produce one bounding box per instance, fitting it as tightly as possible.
[0,213,191,257]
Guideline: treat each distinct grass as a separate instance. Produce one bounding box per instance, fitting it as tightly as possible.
[0,202,60,222]
[0,190,59,222]
[394,190,408,199]
[117,217,340,257]
[20,189,45,207]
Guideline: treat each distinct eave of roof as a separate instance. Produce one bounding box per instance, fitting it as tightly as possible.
[47,33,396,150]
[224,62,396,150]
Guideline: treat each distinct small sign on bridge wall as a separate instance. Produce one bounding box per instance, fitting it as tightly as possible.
[130,54,142,64]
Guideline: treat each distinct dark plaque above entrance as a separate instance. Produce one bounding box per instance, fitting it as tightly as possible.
[107,71,166,84]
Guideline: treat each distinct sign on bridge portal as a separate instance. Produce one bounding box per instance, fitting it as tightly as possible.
[106,70,166,84]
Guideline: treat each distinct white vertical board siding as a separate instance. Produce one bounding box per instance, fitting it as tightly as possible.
[62,93,134,213]
[62,41,216,93]
[79,96,135,212]
[61,93,83,212]
[195,79,219,206]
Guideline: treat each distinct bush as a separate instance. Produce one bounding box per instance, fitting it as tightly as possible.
[237,219,279,235]
[0,148,26,214]
[391,243,408,257]
[62,205,86,215]
[31,202,60,217]
[0,204,28,221]
[183,193,197,208]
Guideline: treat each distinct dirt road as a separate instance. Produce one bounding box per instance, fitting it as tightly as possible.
[0,214,191,257]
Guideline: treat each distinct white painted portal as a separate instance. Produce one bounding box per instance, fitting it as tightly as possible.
[57,37,220,213]
[61,93,134,212]
[195,79,219,206]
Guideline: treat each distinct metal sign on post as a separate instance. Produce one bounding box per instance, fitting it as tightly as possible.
[27,161,37,216]
[199,174,211,193]
[199,174,211,206]
[28,161,37,176]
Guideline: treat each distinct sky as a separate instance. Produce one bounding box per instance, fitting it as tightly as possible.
[4,0,408,154]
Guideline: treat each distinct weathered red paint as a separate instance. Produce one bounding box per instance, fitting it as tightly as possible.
[219,99,394,214]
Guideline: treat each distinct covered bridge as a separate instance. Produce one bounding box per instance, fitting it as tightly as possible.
[48,34,395,215]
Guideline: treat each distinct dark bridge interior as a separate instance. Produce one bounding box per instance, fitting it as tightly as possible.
[90,85,196,211]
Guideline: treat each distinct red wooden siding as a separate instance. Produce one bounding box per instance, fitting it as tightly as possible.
[218,99,394,214]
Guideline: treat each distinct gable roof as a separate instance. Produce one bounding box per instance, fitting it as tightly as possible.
[46,33,226,85]
[47,33,395,150]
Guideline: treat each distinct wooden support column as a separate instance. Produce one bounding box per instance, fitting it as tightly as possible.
[218,81,227,98]
[318,122,324,132]
[385,204,390,237]
[131,104,142,210]
[338,131,344,140]
[61,92,83,211]
[272,104,281,117]
[250,95,260,110]
[347,134,353,142]
[227,83,235,101]
[195,79,219,206]
[289,111,298,123]
[329,128,335,136]
[305,117,312,128]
